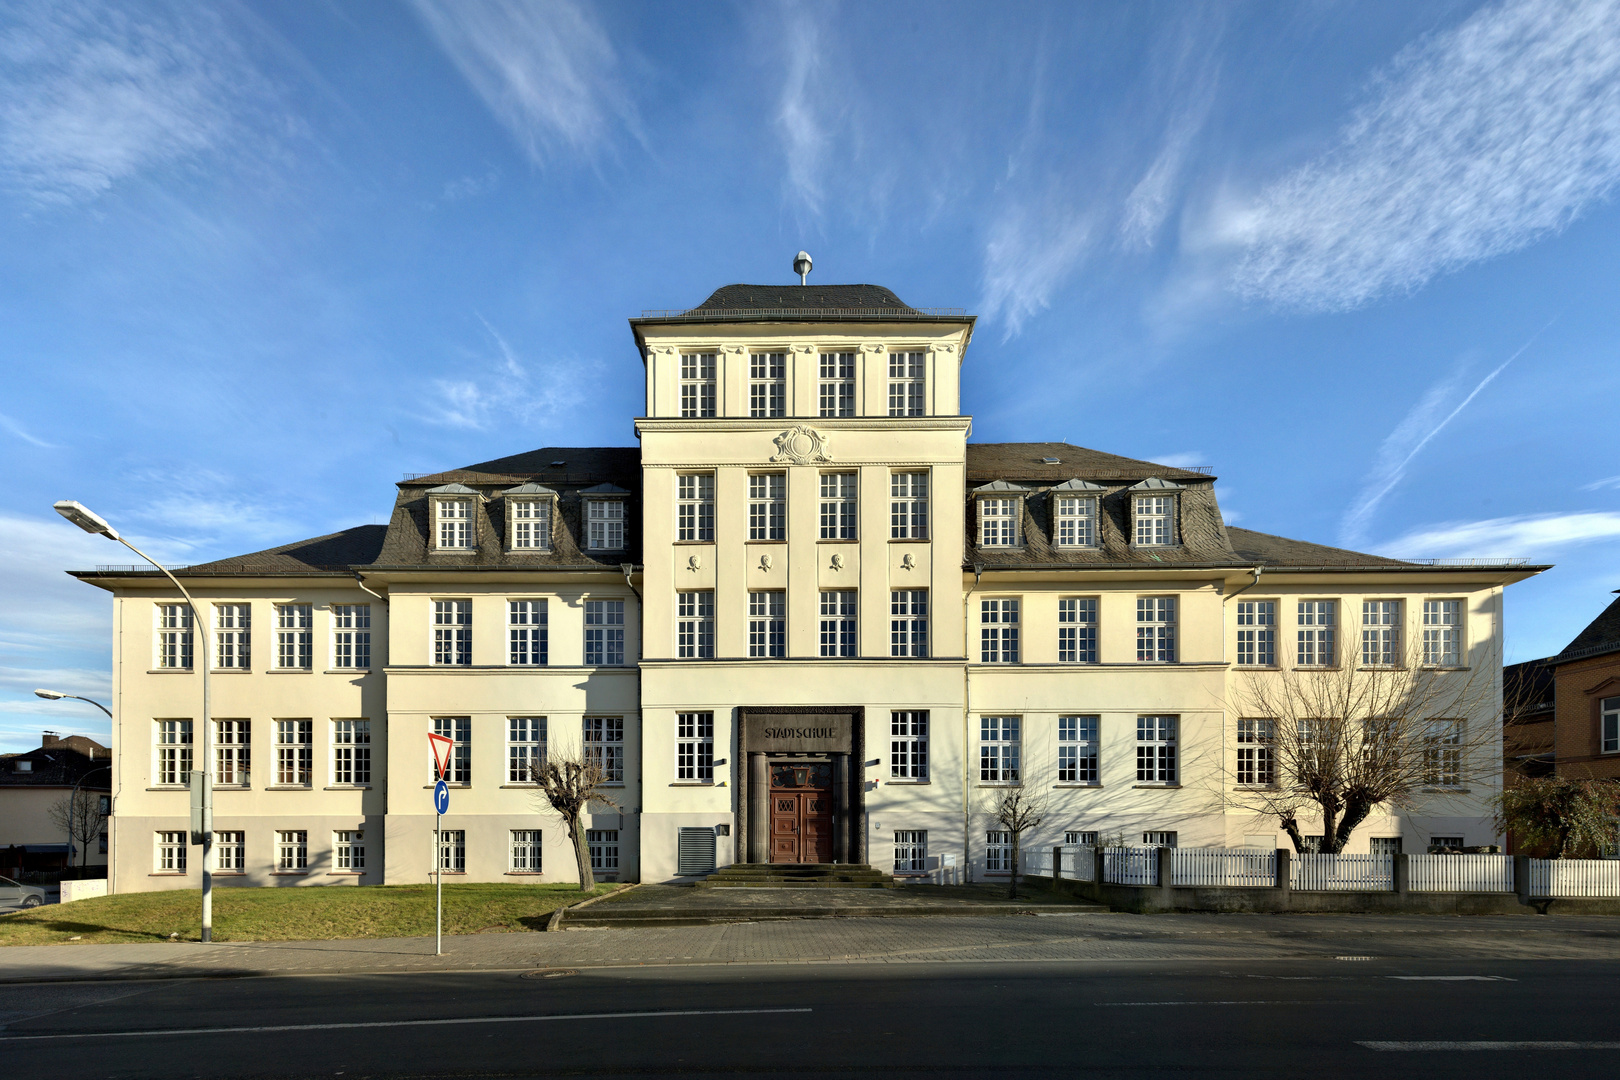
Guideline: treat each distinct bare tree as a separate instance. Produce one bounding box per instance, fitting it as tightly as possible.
[47,790,107,869]
[529,742,619,890]
[1224,643,1501,854]
[979,786,1047,899]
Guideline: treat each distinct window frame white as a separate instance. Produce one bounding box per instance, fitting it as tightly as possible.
[215,719,249,786]
[214,604,250,669]
[890,589,928,657]
[1362,600,1402,667]
[508,716,546,783]
[1132,495,1177,546]
[887,350,926,416]
[1057,597,1098,663]
[677,473,716,542]
[819,472,858,540]
[1422,599,1464,667]
[1054,496,1098,548]
[980,598,1020,663]
[273,603,314,670]
[748,472,786,541]
[334,829,365,872]
[437,829,466,874]
[1136,715,1178,784]
[508,497,553,551]
[985,830,1013,874]
[432,716,471,784]
[511,829,542,873]
[749,351,787,418]
[331,603,371,670]
[434,497,475,550]
[585,498,627,551]
[155,603,194,670]
[1236,600,1277,667]
[1297,600,1337,667]
[891,711,929,781]
[1136,596,1177,663]
[588,829,620,872]
[584,599,626,665]
[508,599,548,666]
[1058,715,1099,784]
[214,830,244,873]
[977,497,1021,548]
[584,717,624,784]
[890,471,929,539]
[331,718,371,787]
[748,590,786,658]
[676,711,714,782]
[275,829,309,873]
[818,351,856,417]
[979,715,1021,784]
[1423,719,1464,788]
[894,829,928,873]
[818,589,858,657]
[1603,696,1620,755]
[154,719,193,786]
[155,830,187,874]
[432,599,472,666]
[680,352,717,418]
[274,719,313,787]
[677,590,715,659]
[1236,717,1276,787]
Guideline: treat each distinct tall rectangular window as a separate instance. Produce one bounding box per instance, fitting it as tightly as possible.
[1058,716,1099,784]
[748,473,786,540]
[274,603,313,669]
[276,830,309,873]
[676,712,714,781]
[437,830,466,874]
[1423,600,1463,666]
[214,604,250,669]
[749,352,786,417]
[986,831,1013,873]
[215,719,249,786]
[979,716,1021,783]
[509,600,548,665]
[214,831,244,872]
[432,716,470,783]
[156,831,187,873]
[890,590,928,657]
[1297,601,1337,666]
[585,600,625,665]
[890,471,928,539]
[436,498,473,549]
[331,604,371,669]
[981,598,1019,663]
[508,716,546,783]
[334,830,365,871]
[433,599,472,665]
[1136,715,1177,783]
[894,830,928,873]
[584,717,624,782]
[509,498,552,550]
[818,352,855,417]
[1133,495,1176,546]
[511,829,542,873]
[680,352,717,418]
[1236,601,1276,667]
[1066,831,1099,847]
[1058,597,1098,663]
[155,719,192,785]
[891,711,929,780]
[819,590,858,657]
[748,590,786,658]
[1423,720,1463,786]
[275,719,313,786]
[978,498,1020,547]
[156,604,193,669]
[677,590,715,658]
[1236,718,1275,786]
[677,474,715,542]
[586,500,626,550]
[819,472,857,539]
[887,350,925,416]
[1362,600,1401,666]
[1055,496,1097,547]
[332,719,370,785]
[588,829,620,872]
[1600,696,1619,755]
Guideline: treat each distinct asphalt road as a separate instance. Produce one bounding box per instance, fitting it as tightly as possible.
[2,956,1618,1079]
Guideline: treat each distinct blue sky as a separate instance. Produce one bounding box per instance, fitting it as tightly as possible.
[3,0,1619,753]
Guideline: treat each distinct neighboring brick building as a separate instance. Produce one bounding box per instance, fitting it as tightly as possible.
[1503,656,1556,783]
[1552,593,1620,781]
[0,732,112,873]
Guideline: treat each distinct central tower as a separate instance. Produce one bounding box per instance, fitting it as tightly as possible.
[630,276,975,877]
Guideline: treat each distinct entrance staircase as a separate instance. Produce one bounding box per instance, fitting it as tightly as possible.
[696,863,899,888]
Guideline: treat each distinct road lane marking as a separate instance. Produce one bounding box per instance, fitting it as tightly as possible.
[1360,1042,1620,1051]
[0,1007,812,1042]
[1387,976,1514,981]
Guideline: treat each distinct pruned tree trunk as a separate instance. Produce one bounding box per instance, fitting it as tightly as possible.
[570,816,595,891]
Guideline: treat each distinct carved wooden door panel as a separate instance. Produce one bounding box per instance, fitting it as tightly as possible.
[802,794,833,863]
[770,796,801,863]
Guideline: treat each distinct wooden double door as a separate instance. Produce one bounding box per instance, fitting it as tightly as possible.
[769,761,834,864]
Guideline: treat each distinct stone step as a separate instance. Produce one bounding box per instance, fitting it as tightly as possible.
[696,879,900,889]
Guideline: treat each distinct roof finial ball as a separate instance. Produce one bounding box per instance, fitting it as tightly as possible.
[793,250,813,285]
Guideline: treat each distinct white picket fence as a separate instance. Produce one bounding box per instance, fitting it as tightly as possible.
[1104,846,1159,886]
[1172,848,1277,887]
[1408,853,1514,893]
[1528,858,1620,898]
[1291,853,1393,892]
[1026,845,1097,882]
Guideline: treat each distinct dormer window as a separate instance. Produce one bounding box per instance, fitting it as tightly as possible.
[427,483,481,550]
[502,483,557,552]
[581,484,631,551]
[1050,479,1104,548]
[974,482,1030,548]
[1128,478,1183,546]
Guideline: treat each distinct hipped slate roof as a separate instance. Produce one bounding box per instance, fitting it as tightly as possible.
[693,284,916,312]
[1554,594,1620,664]
[1225,528,1415,569]
[168,526,389,575]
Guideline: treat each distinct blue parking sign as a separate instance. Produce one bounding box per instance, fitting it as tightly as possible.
[434,779,449,815]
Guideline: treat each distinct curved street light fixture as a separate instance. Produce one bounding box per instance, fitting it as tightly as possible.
[52,500,215,941]
[34,690,114,873]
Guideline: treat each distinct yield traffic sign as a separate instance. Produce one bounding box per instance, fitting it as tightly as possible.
[428,732,454,780]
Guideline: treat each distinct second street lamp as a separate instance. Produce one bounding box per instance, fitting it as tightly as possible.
[53,500,215,942]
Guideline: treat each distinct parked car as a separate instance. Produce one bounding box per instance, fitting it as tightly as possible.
[0,875,46,911]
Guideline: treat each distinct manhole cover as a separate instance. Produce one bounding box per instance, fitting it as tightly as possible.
[521,969,578,980]
[1335,956,1377,961]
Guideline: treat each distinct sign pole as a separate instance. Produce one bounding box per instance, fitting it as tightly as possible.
[428,731,452,959]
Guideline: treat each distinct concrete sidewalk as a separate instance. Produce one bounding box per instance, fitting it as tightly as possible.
[562,882,1107,926]
[4,912,1620,983]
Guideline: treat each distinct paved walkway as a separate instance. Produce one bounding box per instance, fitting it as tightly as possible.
[4,912,1620,983]
[566,883,1104,924]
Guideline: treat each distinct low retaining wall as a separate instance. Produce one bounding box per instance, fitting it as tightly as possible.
[59,879,108,904]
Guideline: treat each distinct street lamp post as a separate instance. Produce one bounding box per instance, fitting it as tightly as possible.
[52,501,214,942]
[35,690,113,874]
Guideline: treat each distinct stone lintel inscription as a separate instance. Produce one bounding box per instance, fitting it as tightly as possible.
[743,713,852,754]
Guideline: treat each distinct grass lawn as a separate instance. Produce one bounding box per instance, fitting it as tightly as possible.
[0,882,618,946]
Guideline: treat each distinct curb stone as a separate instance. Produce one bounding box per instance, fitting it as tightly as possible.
[548,883,638,931]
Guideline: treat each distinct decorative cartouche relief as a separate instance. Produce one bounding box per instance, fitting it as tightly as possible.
[771,425,832,465]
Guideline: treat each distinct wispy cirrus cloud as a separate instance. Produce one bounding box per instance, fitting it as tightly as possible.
[410,0,637,167]
[0,0,273,205]
[1581,475,1620,492]
[1376,511,1620,561]
[0,412,57,448]
[980,200,1100,340]
[1225,0,1620,311]
[424,315,593,431]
